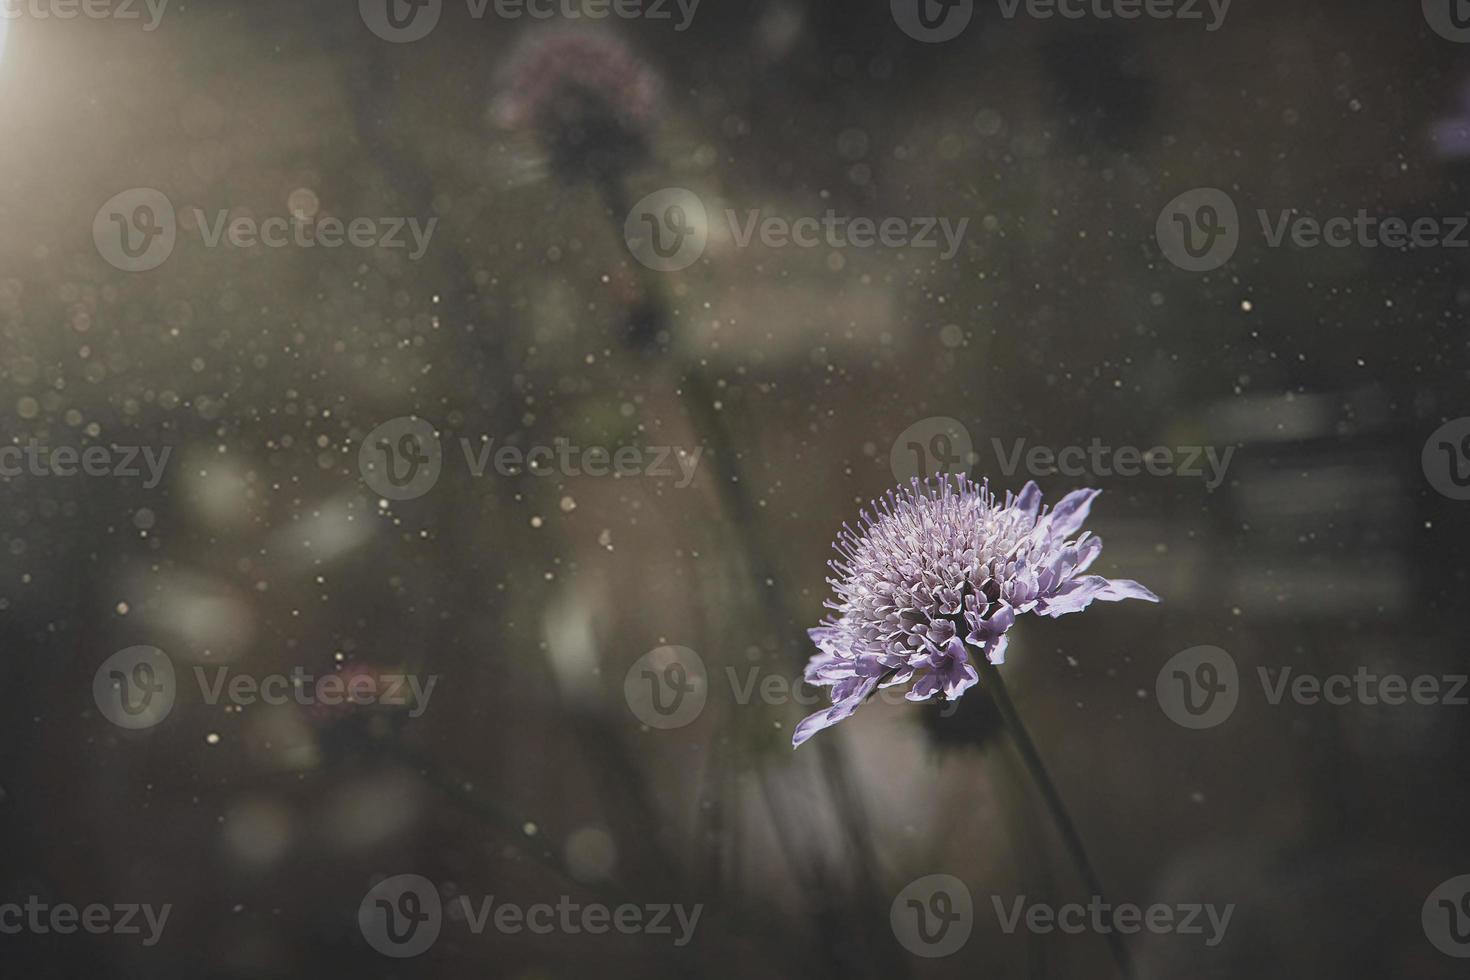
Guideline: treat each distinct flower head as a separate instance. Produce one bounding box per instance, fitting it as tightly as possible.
[493,29,662,182]
[793,476,1159,747]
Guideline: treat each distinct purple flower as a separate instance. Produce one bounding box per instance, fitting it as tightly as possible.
[1432,80,1470,160]
[793,476,1159,747]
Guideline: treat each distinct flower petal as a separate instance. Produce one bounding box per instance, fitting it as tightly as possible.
[906,670,943,701]
[1073,533,1103,574]
[942,661,979,699]
[965,603,1015,645]
[790,676,881,747]
[1042,487,1101,541]
[1035,575,1160,618]
[1014,481,1043,518]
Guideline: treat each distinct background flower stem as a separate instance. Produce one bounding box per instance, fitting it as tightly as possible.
[597,174,909,980]
[976,658,1134,980]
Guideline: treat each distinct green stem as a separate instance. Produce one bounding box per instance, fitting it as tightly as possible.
[976,658,1134,980]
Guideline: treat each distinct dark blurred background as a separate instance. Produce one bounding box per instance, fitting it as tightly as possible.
[2,0,1470,976]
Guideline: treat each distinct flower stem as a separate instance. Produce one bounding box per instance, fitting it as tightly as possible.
[975,658,1134,980]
